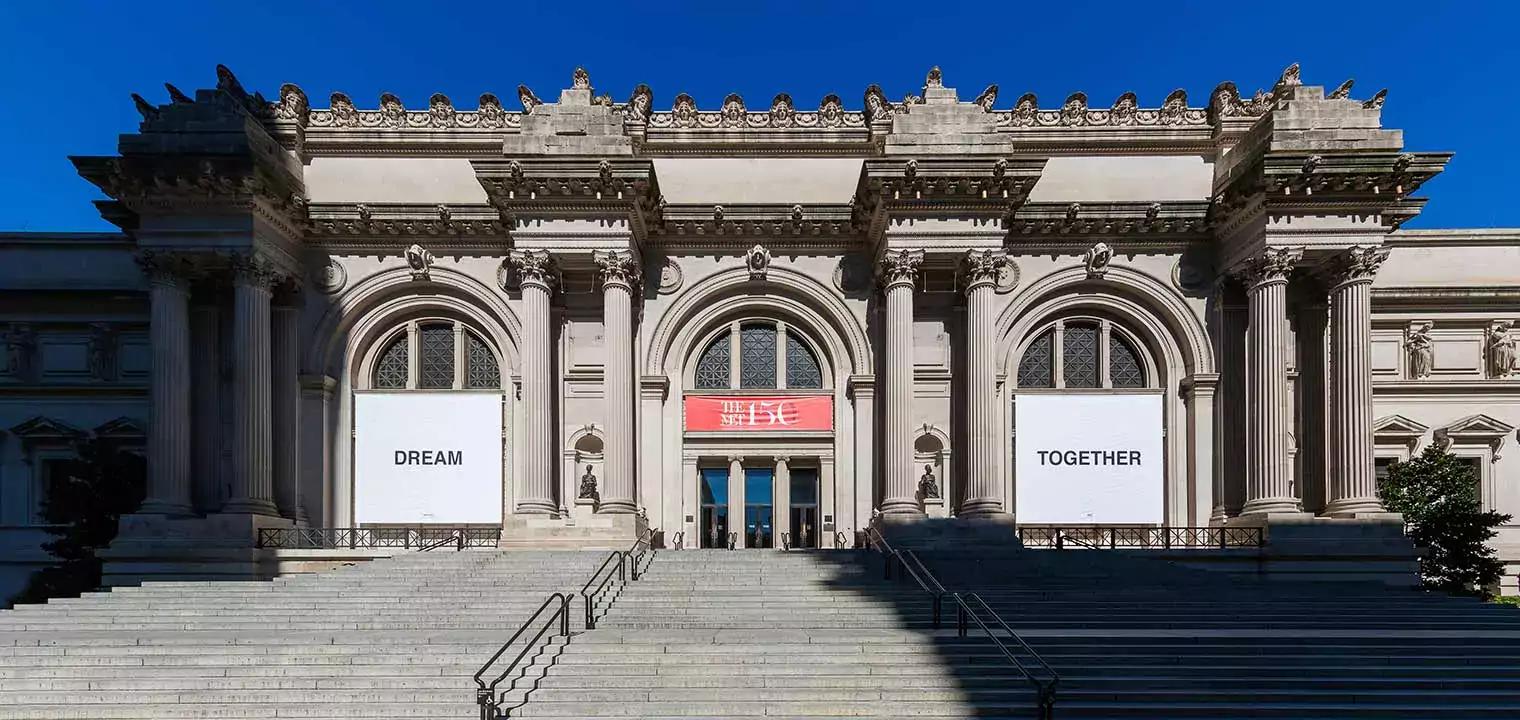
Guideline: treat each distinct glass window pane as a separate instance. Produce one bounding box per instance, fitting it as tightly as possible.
[700,467,728,506]
[740,324,778,389]
[373,334,408,389]
[1017,330,1054,388]
[1109,332,1146,389]
[785,334,823,388]
[1063,323,1099,388]
[744,468,774,505]
[464,331,500,389]
[418,324,455,389]
[694,332,731,389]
[790,468,819,505]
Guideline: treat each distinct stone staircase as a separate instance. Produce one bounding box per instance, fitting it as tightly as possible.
[0,550,607,719]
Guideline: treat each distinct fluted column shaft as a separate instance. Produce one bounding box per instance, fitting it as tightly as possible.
[1325,246,1388,516]
[223,256,279,516]
[1239,248,1303,516]
[138,254,193,515]
[595,250,637,514]
[880,250,924,515]
[1215,292,1248,520]
[513,250,558,514]
[961,250,1004,517]
[271,299,306,522]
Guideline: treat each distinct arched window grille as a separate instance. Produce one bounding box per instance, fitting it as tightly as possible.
[690,320,826,390]
[368,320,501,390]
[1016,319,1152,390]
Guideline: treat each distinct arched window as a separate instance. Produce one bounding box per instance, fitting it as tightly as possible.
[690,320,825,390]
[1016,319,1151,389]
[368,320,501,390]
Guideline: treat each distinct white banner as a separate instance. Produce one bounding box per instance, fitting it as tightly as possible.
[354,393,502,524]
[1014,393,1163,525]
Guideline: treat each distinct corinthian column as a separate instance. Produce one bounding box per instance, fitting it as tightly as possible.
[136,252,194,515]
[271,290,306,523]
[1324,246,1389,516]
[594,249,638,514]
[512,250,559,514]
[1236,247,1303,516]
[223,254,280,516]
[879,249,924,516]
[960,250,1006,517]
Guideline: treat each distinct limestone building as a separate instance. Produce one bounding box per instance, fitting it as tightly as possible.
[2,63,1518,597]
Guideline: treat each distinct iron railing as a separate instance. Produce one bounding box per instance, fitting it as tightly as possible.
[473,593,570,720]
[671,530,685,550]
[256,526,500,550]
[834,531,849,550]
[578,528,653,629]
[1018,526,1263,550]
[865,524,1059,719]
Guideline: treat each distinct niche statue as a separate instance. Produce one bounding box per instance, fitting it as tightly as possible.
[577,464,599,500]
[919,464,941,499]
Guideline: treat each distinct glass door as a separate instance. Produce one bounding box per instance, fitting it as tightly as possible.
[700,467,729,549]
[789,467,819,549]
[744,467,774,548]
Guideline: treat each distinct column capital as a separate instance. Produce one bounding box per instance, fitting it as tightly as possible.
[509,249,559,292]
[1231,246,1303,290]
[878,249,924,290]
[773,455,791,465]
[592,249,641,291]
[1320,245,1389,289]
[135,250,200,289]
[229,252,282,290]
[960,249,1007,291]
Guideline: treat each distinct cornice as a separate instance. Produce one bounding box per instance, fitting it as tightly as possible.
[1007,201,1211,239]
[1372,286,1520,309]
[1387,228,1520,247]
[472,158,661,241]
[304,202,508,240]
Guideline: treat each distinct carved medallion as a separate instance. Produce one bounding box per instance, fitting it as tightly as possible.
[995,259,1021,294]
[657,258,683,295]
[314,257,347,295]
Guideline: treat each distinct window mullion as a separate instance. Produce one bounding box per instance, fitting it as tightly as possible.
[453,323,467,389]
[728,321,740,390]
[1099,319,1112,389]
[776,322,788,390]
[1053,320,1066,390]
[406,322,419,390]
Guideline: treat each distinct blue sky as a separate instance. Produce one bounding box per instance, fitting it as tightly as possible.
[2,1,1515,231]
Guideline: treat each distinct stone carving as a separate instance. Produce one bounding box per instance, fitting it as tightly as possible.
[995,259,1021,294]
[578,464,598,500]
[477,93,508,127]
[427,93,456,128]
[1405,321,1434,379]
[623,84,653,124]
[1273,63,1302,94]
[1066,202,1081,222]
[973,84,998,112]
[509,249,558,290]
[1158,89,1188,125]
[215,64,247,97]
[165,83,193,104]
[598,159,613,185]
[879,249,925,287]
[919,465,940,499]
[1234,247,1304,287]
[88,323,116,381]
[572,67,591,90]
[672,93,698,127]
[229,253,281,290]
[720,94,746,127]
[314,257,347,295]
[1109,92,1139,125]
[863,84,894,123]
[1325,246,1389,286]
[1329,78,1355,100]
[925,66,943,89]
[961,249,1008,289]
[1059,92,1088,126]
[1363,89,1387,110]
[1009,93,1038,127]
[1488,321,1517,378]
[3,324,35,379]
[657,258,683,294]
[746,244,771,281]
[273,83,308,121]
[769,93,795,128]
[593,249,639,288]
[404,243,434,281]
[378,93,406,129]
[518,84,542,113]
[1083,242,1113,279]
[330,92,360,126]
[131,94,158,123]
[818,94,844,127]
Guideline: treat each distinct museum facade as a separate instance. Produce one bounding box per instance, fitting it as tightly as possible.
[2,63,1518,596]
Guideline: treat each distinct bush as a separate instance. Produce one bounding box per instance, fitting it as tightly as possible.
[1378,444,1510,599]
[8,439,145,606]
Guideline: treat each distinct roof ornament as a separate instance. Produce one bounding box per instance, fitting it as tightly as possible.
[428,93,456,128]
[436,205,451,223]
[1272,63,1302,95]
[215,64,247,98]
[272,83,309,122]
[973,84,998,112]
[593,94,614,107]
[993,158,1007,178]
[1146,202,1161,221]
[130,93,158,123]
[672,93,698,127]
[925,66,943,89]
[904,159,918,182]
[518,84,542,114]
[769,93,796,128]
[378,92,405,128]
[1158,89,1188,125]
[165,83,193,104]
[572,67,591,90]
[863,84,894,123]
[1109,91,1138,126]
[1363,89,1387,110]
[1059,92,1088,126]
[1066,202,1082,223]
[1009,92,1038,127]
[818,94,844,127]
[477,93,508,127]
[1328,78,1355,100]
[791,205,804,223]
[623,84,653,124]
[508,160,524,182]
[598,159,613,185]
[720,93,746,127]
[330,92,359,126]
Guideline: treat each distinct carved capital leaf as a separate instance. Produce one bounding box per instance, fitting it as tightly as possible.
[879,249,924,288]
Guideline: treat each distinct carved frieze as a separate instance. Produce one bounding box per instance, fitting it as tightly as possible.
[305,91,523,129]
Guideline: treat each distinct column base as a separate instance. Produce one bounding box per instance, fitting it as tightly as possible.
[1239,497,1303,517]
[878,499,924,516]
[1321,498,1387,518]
[136,499,194,516]
[597,500,638,514]
[514,500,560,516]
[957,499,1004,519]
[220,498,281,516]
[498,512,648,550]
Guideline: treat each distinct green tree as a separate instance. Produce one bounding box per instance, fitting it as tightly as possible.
[7,439,145,607]
[1378,444,1510,598]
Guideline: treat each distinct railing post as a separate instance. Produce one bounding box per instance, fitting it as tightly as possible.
[457,530,465,551]
[478,689,494,720]
[560,596,570,636]
[957,600,967,638]
[1164,530,1172,550]
[1055,532,1064,550]
[932,593,942,629]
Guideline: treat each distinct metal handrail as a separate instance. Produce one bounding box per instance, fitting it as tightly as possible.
[780,532,791,551]
[727,531,737,550]
[834,531,848,549]
[1019,525,1263,549]
[864,526,943,626]
[418,529,463,552]
[579,551,626,630]
[671,530,685,550]
[955,592,1059,719]
[473,592,570,720]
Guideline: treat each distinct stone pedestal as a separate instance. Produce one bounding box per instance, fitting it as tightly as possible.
[498,512,648,550]
[1228,512,1417,587]
[871,513,1022,550]
[101,511,294,587]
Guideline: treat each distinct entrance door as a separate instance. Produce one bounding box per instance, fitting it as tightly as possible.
[744,467,774,548]
[789,467,819,549]
[699,467,729,548]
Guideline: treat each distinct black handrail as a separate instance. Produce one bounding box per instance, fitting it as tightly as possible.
[727,531,737,550]
[417,529,463,552]
[1019,525,1263,549]
[578,551,625,630]
[864,526,944,626]
[954,592,1059,719]
[473,592,570,720]
[834,530,848,549]
[780,532,791,551]
[671,530,685,550]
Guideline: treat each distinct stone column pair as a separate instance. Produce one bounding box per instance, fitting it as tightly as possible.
[511,249,638,516]
[1232,245,1386,517]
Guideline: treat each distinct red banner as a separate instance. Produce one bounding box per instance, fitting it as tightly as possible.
[684,395,833,432]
